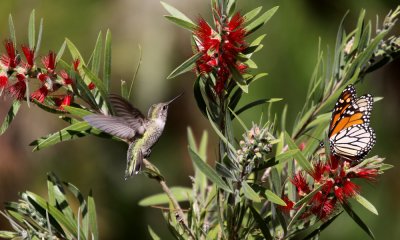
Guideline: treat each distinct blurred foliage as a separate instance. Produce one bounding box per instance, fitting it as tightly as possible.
[0,0,399,239]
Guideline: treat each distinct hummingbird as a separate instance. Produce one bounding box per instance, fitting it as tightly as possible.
[83,93,182,178]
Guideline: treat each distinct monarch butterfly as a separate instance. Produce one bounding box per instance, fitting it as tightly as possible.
[328,84,376,161]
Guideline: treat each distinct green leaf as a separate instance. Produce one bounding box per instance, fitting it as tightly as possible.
[121,80,128,99]
[30,121,91,151]
[379,163,394,171]
[35,18,44,56]
[0,100,21,135]
[293,184,324,208]
[265,190,286,206]
[56,40,67,62]
[160,1,194,24]
[8,14,16,45]
[193,76,207,117]
[103,29,112,92]
[188,147,232,193]
[139,187,192,206]
[229,65,248,93]
[32,99,67,114]
[128,45,142,100]
[284,131,313,175]
[249,206,273,240]
[91,31,103,76]
[342,202,375,239]
[64,181,89,239]
[88,191,98,240]
[28,10,35,49]
[207,110,236,153]
[242,181,261,202]
[148,226,161,240]
[164,16,197,31]
[26,191,83,240]
[0,231,18,238]
[235,98,282,116]
[243,6,263,23]
[63,106,93,117]
[353,194,378,215]
[292,105,316,138]
[167,52,202,79]
[245,6,279,35]
[351,9,366,53]
[82,65,111,110]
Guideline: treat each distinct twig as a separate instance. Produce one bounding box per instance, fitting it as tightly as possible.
[143,159,195,239]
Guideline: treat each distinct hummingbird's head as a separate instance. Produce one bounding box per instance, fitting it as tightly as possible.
[148,93,183,120]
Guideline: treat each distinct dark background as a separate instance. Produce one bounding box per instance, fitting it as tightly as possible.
[0,0,399,239]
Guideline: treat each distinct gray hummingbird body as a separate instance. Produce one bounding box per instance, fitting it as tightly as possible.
[83,93,181,178]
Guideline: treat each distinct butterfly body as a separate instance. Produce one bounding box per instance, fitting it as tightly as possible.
[328,85,376,161]
[84,93,182,178]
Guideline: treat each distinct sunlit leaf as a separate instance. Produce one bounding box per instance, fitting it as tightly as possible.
[353,194,378,215]
[0,100,21,135]
[167,52,202,79]
[139,187,192,206]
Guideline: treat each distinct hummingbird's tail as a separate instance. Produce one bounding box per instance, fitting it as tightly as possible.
[125,142,144,179]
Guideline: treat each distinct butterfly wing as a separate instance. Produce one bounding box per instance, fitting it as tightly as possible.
[329,85,357,138]
[329,124,376,160]
[83,114,137,140]
[109,94,146,133]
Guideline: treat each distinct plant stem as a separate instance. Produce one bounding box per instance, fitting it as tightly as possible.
[143,159,195,239]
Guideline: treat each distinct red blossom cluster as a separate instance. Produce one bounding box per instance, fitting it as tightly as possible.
[281,155,379,220]
[194,11,247,95]
[0,40,94,109]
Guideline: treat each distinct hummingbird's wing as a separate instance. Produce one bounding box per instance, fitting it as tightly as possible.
[83,114,137,140]
[109,94,146,131]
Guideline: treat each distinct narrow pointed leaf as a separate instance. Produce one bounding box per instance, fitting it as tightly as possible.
[265,190,286,206]
[35,18,44,56]
[148,226,161,240]
[30,121,92,151]
[242,181,261,202]
[65,181,89,239]
[82,65,111,110]
[103,29,112,91]
[193,76,207,117]
[229,65,248,93]
[8,14,16,45]
[160,1,194,24]
[28,10,35,49]
[56,40,67,62]
[207,110,236,153]
[353,194,378,215]
[88,191,98,240]
[284,131,313,175]
[128,45,142,100]
[63,106,93,117]
[139,187,192,206]
[235,98,282,116]
[91,31,103,76]
[188,147,232,193]
[245,6,279,35]
[342,202,375,239]
[249,206,273,240]
[164,16,197,31]
[0,231,18,238]
[243,6,263,23]
[0,100,21,135]
[167,52,202,79]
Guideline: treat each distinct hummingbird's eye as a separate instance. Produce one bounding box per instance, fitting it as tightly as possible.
[163,105,168,110]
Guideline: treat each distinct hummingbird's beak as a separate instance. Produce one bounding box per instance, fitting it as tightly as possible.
[166,92,184,105]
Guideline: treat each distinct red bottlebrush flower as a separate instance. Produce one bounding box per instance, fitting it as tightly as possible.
[329,154,340,170]
[291,172,310,196]
[42,51,56,73]
[353,168,378,182]
[31,86,49,103]
[193,13,247,95]
[311,161,328,182]
[37,73,49,82]
[60,70,73,85]
[7,77,26,100]
[279,196,295,214]
[342,179,359,198]
[21,45,35,67]
[312,198,336,220]
[88,82,95,90]
[1,40,19,69]
[0,74,8,89]
[73,58,80,71]
[55,94,73,110]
